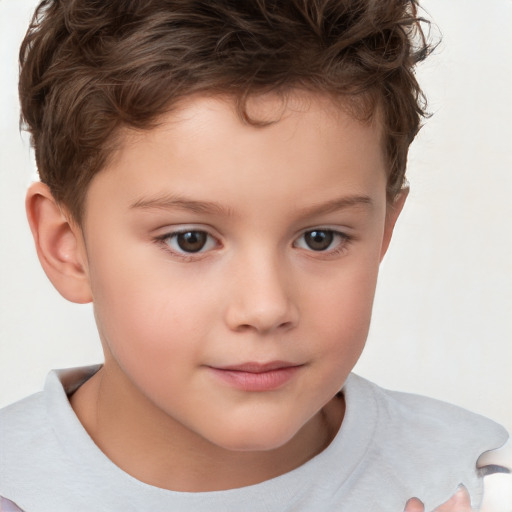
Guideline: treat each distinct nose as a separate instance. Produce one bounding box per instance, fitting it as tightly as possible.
[224,252,299,335]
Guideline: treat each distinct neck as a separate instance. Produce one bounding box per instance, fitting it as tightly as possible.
[70,365,345,492]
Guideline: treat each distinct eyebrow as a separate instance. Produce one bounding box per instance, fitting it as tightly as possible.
[129,194,233,216]
[298,195,373,218]
[129,193,372,217]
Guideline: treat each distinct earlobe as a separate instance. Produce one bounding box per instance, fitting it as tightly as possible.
[380,187,409,261]
[26,182,92,304]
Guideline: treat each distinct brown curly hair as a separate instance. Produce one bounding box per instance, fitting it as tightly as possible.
[19,0,434,222]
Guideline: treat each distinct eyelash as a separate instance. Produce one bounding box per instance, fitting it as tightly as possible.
[154,227,352,261]
[154,229,220,262]
[293,228,352,258]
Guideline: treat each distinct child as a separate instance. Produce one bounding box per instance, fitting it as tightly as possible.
[0,0,508,510]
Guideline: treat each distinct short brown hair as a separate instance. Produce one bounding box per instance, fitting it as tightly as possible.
[19,0,433,222]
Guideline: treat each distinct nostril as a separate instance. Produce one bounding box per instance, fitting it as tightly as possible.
[223,275,299,333]
[234,319,294,334]
[236,323,253,332]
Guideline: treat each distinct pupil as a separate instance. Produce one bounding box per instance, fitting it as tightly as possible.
[306,230,333,251]
[177,231,207,252]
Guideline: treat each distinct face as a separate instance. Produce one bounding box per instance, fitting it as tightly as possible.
[79,92,395,452]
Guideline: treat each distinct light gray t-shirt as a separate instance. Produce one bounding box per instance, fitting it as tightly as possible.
[0,366,508,511]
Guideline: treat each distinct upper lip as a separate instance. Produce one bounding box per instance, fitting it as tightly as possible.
[212,361,301,373]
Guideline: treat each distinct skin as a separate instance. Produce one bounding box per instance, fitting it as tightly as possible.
[26,92,471,508]
[405,486,473,511]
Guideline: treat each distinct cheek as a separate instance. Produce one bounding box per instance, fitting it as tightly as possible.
[91,280,213,413]
[88,246,219,380]
[305,259,380,365]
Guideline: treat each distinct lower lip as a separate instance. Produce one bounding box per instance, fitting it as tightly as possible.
[208,366,301,392]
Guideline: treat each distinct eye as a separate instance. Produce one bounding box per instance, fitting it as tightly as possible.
[165,230,217,254]
[294,229,348,252]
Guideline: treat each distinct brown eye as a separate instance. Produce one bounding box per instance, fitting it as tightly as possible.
[175,231,208,252]
[161,228,218,257]
[303,230,334,251]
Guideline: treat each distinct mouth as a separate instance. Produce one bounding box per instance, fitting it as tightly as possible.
[207,361,303,392]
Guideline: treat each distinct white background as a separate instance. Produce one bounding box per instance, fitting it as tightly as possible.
[1,0,511,434]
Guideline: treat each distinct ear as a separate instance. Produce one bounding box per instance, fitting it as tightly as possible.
[380,187,408,261]
[26,182,92,304]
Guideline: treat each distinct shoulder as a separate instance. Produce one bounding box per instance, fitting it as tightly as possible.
[0,366,101,467]
[364,375,508,449]
[347,374,509,464]
[0,390,48,449]
[0,390,51,508]
[0,368,101,507]
[0,388,52,470]
[346,373,508,446]
[341,374,509,509]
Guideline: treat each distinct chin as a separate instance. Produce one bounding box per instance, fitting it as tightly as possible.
[209,422,300,453]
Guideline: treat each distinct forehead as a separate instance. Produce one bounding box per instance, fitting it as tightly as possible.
[85,91,387,222]
[117,90,383,153]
